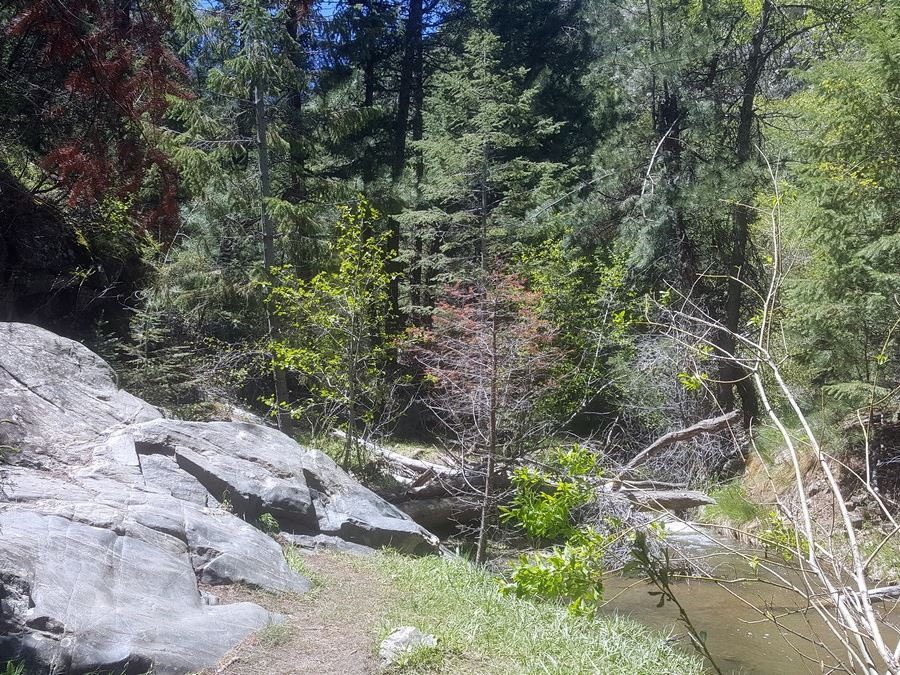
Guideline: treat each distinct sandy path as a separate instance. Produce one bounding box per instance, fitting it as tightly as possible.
[204,552,391,675]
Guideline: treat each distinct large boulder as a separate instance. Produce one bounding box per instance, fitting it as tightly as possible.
[0,322,439,674]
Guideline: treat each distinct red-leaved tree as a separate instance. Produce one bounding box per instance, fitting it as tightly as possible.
[408,272,564,563]
[8,0,189,239]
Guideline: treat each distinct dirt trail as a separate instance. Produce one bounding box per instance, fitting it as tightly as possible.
[204,552,392,675]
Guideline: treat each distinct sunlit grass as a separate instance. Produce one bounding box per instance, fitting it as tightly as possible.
[365,551,705,674]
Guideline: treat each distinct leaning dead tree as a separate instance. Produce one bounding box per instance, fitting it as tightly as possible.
[651,177,900,673]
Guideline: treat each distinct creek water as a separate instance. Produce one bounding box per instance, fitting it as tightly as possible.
[601,521,900,674]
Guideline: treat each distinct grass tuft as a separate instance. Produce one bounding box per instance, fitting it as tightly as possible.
[283,545,324,591]
[256,621,293,647]
[702,482,765,527]
[384,645,445,673]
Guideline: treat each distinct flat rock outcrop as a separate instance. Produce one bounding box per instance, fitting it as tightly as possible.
[0,322,438,674]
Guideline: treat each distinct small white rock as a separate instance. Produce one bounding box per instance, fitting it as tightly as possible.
[379,626,438,669]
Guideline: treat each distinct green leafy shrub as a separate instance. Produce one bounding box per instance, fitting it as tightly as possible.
[502,528,608,616]
[761,511,810,562]
[500,445,598,542]
[266,198,401,468]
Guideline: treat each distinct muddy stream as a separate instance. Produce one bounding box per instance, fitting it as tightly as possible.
[601,521,900,673]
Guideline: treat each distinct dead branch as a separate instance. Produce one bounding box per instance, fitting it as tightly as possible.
[622,409,741,471]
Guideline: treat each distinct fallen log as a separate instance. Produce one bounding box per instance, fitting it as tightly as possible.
[863,585,900,602]
[405,470,511,500]
[331,430,459,478]
[618,478,688,491]
[621,488,716,513]
[622,410,741,471]
[397,497,482,528]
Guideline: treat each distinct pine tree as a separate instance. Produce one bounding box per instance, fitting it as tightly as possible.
[164,0,317,429]
[580,0,856,420]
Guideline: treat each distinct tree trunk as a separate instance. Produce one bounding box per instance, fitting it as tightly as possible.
[480,142,489,272]
[475,304,498,565]
[285,1,308,203]
[362,0,377,108]
[391,0,424,181]
[412,25,424,185]
[409,31,426,322]
[344,311,361,468]
[387,0,424,328]
[255,80,292,435]
[717,0,771,423]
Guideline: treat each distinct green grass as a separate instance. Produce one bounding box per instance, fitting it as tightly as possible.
[751,413,848,467]
[385,644,445,673]
[701,482,765,527]
[283,545,324,590]
[293,432,346,463]
[384,439,445,462]
[364,551,705,674]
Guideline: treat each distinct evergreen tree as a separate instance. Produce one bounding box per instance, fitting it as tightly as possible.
[3,0,187,237]
[162,0,318,428]
[777,2,900,408]
[580,0,856,420]
[406,26,568,308]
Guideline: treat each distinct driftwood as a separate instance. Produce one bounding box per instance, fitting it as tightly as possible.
[619,478,688,491]
[863,585,900,602]
[622,410,741,471]
[335,430,718,527]
[406,471,511,501]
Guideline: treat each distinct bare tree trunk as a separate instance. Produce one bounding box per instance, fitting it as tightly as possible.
[255,80,292,435]
[475,304,498,565]
[344,311,360,468]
